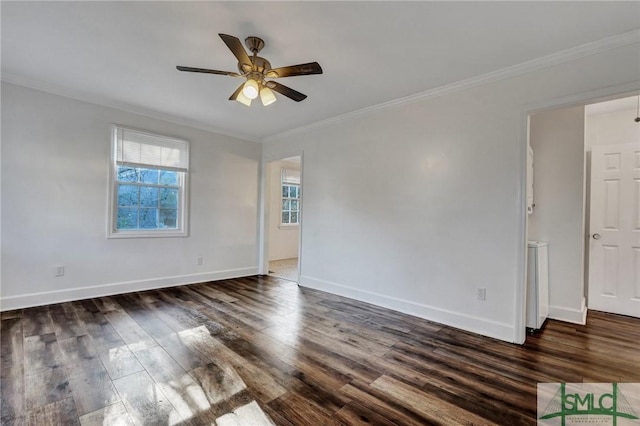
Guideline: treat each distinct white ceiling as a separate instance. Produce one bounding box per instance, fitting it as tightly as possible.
[2,1,639,141]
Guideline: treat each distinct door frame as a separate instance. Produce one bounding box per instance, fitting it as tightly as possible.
[515,81,638,344]
[258,151,304,282]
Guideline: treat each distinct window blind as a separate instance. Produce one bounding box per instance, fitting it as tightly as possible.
[115,127,189,172]
[281,168,300,185]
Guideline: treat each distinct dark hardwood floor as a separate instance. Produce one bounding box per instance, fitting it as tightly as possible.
[1,275,639,425]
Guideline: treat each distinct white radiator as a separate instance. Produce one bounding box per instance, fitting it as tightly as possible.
[527,241,549,330]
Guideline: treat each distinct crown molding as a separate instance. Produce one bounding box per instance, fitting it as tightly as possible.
[262,29,640,143]
[0,73,261,143]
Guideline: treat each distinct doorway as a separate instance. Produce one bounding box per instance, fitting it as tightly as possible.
[525,93,639,333]
[264,155,302,282]
[584,97,640,318]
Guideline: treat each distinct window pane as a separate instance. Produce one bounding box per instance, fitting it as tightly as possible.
[159,209,177,228]
[118,185,139,206]
[291,212,298,224]
[140,186,159,207]
[290,186,299,199]
[117,208,138,229]
[160,188,178,208]
[282,212,289,224]
[117,167,138,182]
[159,170,178,185]
[139,168,160,184]
[282,200,290,211]
[111,127,189,237]
[290,200,298,211]
[282,185,289,198]
[139,208,158,229]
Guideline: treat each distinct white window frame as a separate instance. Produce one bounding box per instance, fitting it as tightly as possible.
[107,125,189,238]
[280,168,300,228]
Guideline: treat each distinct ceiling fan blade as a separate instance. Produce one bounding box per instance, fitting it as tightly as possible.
[228,83,244,101]
[177,66,240,77]
[266,62,323,78]
[267,81,307,102]
[218,34,252,70]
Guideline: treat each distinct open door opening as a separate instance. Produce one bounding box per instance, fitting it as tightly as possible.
[523,92,639,343]
[264,155,302,282]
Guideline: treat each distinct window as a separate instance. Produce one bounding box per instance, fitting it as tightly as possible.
[108,126,189,238]
[281,168,300,226]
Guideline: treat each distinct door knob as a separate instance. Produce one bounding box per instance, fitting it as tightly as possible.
[593,233,601,240]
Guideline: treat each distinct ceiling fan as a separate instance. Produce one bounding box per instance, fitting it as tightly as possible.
[177,33,323,107]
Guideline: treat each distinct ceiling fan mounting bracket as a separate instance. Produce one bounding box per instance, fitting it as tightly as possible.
[245,36,265,54]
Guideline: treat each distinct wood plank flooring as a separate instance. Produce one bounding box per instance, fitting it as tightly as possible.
[1,275,639,425]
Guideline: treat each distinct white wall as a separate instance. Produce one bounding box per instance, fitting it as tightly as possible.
[263,40,640,343]
[528,106,587,324]
[268,159,300,261]
[1,82,261,309]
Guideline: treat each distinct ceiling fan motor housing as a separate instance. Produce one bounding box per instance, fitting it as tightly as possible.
[239,56,272,75]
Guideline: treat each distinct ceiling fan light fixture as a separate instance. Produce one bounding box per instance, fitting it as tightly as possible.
[260,87,277,106]
[242,79,259,99]
[236,90,252,106]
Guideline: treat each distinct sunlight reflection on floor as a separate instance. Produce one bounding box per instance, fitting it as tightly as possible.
[215,400,275,426]
[102,324,278,425]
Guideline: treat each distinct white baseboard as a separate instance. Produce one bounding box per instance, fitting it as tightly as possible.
[0,267,258,311]
[299,275,516,343]
[548,297,587,325]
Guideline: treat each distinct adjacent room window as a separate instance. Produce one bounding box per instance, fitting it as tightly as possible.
[281,168,300,226]
[108,126,189,238]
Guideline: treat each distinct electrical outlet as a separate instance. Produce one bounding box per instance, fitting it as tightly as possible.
[55,265,65,277]
[197,256,203,266]
[477,288,486,301]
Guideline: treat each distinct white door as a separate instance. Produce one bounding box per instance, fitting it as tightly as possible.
[588,142,640,318]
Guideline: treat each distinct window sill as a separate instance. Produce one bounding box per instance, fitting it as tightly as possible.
[107,229,188,239]
[278,224,300,230]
